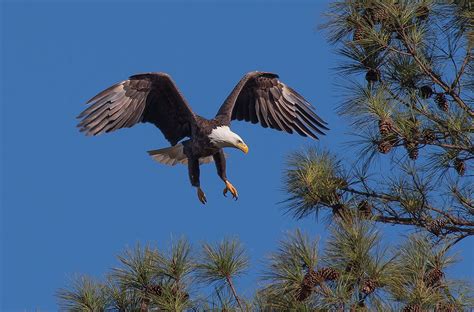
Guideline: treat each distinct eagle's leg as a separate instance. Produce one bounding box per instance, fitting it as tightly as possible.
[188,157,206,204]
[213,150,238,200]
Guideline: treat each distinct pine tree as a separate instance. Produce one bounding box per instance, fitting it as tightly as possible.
[289,0,474,245]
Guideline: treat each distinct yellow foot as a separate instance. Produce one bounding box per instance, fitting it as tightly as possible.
[223,180,238,200]
[197,187,207,204]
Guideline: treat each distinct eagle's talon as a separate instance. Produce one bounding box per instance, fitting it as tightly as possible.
[197,187,207,204]
[223,181,238,200]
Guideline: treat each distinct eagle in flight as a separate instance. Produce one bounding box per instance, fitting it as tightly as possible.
[77,71,328,204]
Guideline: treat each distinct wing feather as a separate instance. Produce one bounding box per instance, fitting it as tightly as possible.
[216,71,328,139]
[256,96,269,128]
[77,73,195,145]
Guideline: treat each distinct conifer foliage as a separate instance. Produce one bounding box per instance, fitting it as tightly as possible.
[57,221,473,311]
[290,0,474,242]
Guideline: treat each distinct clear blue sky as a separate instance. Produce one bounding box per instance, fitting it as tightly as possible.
[1,1,472,310]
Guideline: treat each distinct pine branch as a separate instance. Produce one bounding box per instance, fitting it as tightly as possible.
[226,275,244,311]
[398,25,474,117]
[451,49,472,91]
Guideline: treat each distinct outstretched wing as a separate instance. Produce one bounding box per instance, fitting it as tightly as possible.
[215,71,328,139]
[77,72,196,145]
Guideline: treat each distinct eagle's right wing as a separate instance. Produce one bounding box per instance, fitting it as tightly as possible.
[77,72,196,146]
[215,71,328,139]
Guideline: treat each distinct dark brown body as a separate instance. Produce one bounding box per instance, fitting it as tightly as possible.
[183,116,228,188]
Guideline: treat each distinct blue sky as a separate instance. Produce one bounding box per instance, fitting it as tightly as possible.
[1,1,472,310]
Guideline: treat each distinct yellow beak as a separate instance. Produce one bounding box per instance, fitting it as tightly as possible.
[236,142,249,154]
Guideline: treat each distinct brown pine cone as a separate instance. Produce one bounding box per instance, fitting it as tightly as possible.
[365,7,388,24]
[401,77,416,89]
[378,139,394,154]
[358,200,372,218]
[373,8,388,23]
[422,129,435,143]
[404,139,419,160]
[454,158,466,176]
[297,269,321,301]
[378,118,394,136]
[416,5,430,20]
[366,69,381,82]
[402,304,422,312]
[353,26,365,41]
[419,85,433,99]
[435,302,457,312]
[424,267,444,288]
[146,284,162,296]
[435,93,449,112]
[427,218,448,236]
[316,267,340,281]
[302,269,322,288]
[361,278,378,295]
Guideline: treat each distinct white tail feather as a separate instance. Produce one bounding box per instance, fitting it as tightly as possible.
[147,144,215,166]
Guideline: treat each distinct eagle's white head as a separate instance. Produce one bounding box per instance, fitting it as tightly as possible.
[208,126,249,154]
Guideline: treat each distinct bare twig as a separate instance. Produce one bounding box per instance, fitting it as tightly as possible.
[226,275,244,311]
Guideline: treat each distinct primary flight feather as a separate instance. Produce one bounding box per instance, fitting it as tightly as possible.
[78,71,328,203]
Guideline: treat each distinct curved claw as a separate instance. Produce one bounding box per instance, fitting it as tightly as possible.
[223,180,238,200]
[197,187,207,204]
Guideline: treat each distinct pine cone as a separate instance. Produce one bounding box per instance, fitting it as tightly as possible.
[435,93,449,112]
[435,302,457,312]
[410,119,421,140]
[419,85,433,99]
[297,269,321,301]
[378,139,394,154]
[401,77,416,89]
[404,139,419,160]
[387,23,403,40]
[422,129,435,144]
[303,269,322,288]
[316,267,340,281]
[416,5,430,20]
[365,7,388,24]
[408,147,419,160]
[378,118,394,136]
[146,284,162,296]
[361,278,378,295]
[353,26,365,41]
[427,218,448,236]
[373,8,388,23]
[402,304,422,312]
[366,69,381,82]
[424,267,444,288]
[358,200,372,218]
[454,158,466,176]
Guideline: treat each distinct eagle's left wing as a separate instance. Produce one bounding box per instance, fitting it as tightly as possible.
[215,71,328,139]
[77,72,196,146]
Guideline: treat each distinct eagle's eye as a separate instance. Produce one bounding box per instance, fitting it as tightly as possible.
[237,139,243,143]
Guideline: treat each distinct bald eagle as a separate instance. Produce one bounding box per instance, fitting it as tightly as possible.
[77,71,327,203]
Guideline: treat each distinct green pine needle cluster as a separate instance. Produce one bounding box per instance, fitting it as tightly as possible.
[322,0,473,171]
[57,222,472,311]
